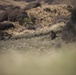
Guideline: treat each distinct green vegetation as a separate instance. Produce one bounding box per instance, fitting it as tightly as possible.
[67,5,72,12]
[22,18,33,27]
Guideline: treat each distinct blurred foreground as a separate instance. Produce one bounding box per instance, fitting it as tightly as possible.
[0,39,76,75]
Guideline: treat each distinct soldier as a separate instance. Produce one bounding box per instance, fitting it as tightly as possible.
[50,31,57,40]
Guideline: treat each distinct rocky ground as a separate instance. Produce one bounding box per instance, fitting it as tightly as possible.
[0,0,76,50]
[0,1,70,35]
[0,0,75,51]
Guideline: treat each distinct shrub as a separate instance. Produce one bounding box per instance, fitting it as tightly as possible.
[0,31,12,40]
[0,5,20,11]
[0,8,28,23]
[0,22,15,30]
[0,12,8,22]
[22,18,33,26]
[22,18,37,30]
[61,21,76,42]
[52,15,68,24]
[43,8,51,12]
[24,2,41,10]
[61,8,76,42]
[70,8,76,22]
[44,0,54,4]
[30,16,37,24]
[8,9,28,24]
[67,5,72,12]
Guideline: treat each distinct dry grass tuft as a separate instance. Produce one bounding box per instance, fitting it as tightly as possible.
[27,4,70,27]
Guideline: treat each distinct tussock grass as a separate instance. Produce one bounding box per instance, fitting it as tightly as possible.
[12,22,64,39]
